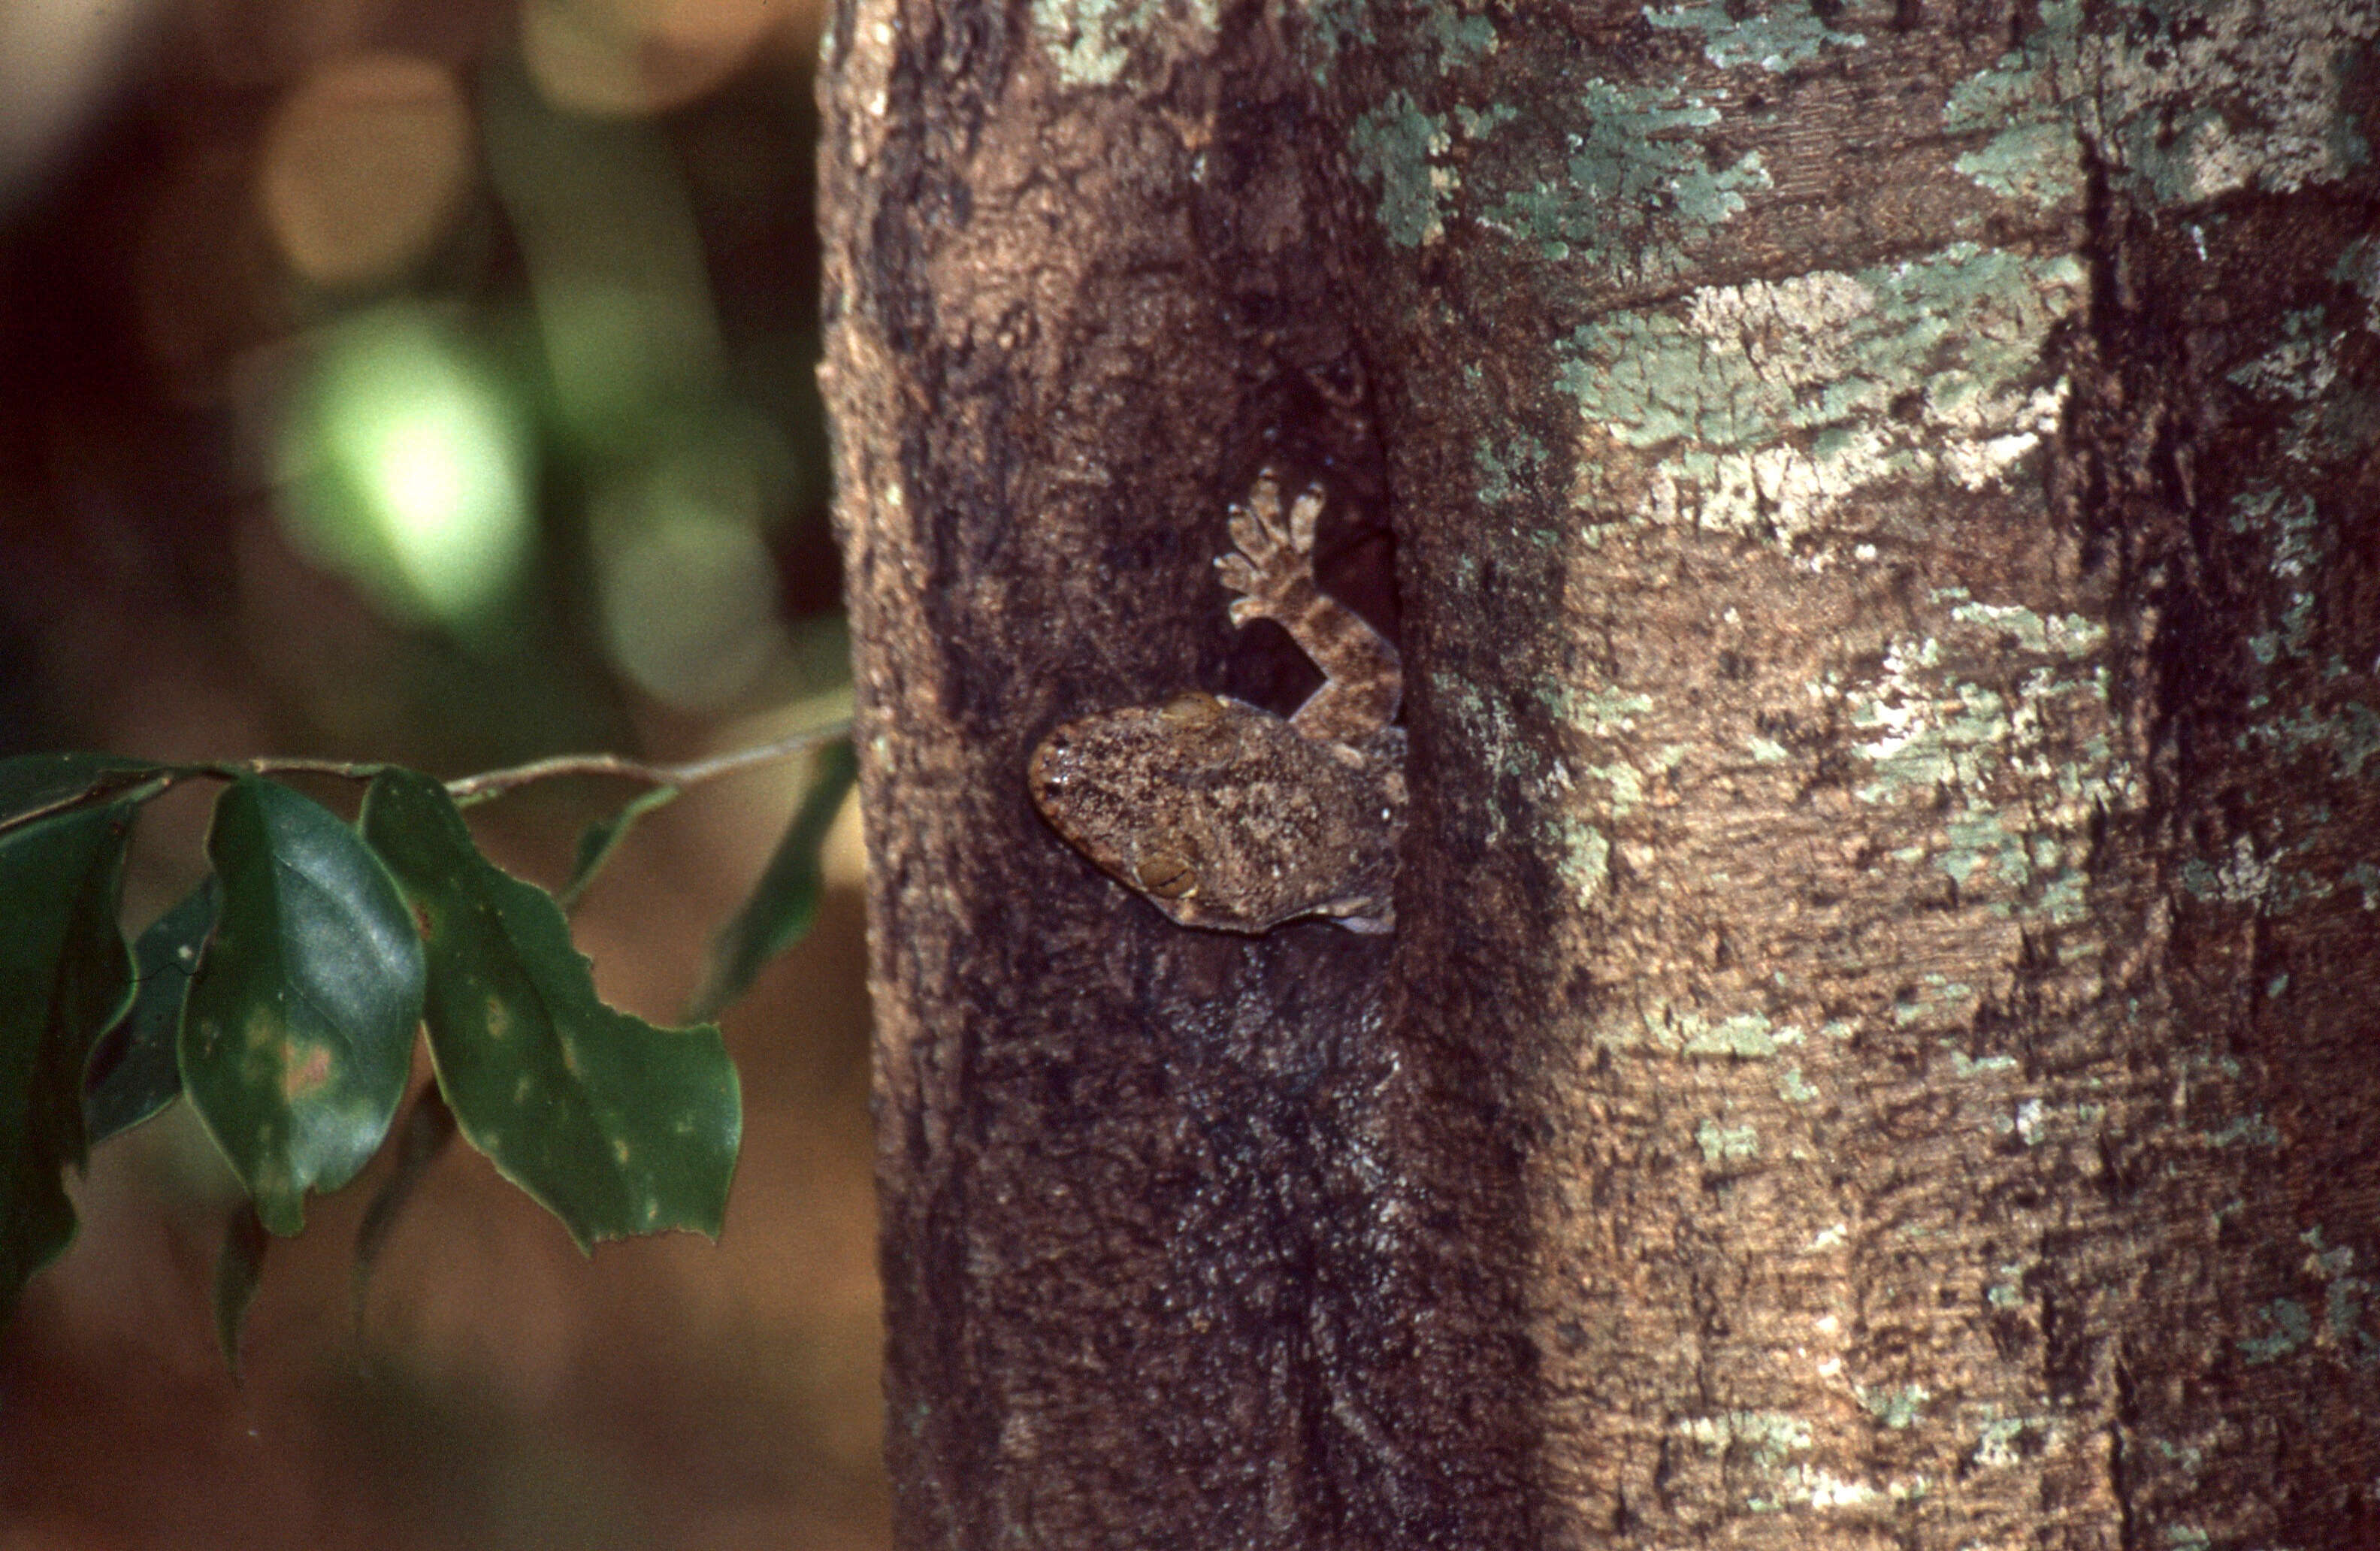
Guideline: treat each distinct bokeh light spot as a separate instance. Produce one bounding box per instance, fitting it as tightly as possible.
[522,0,791,119]
[280,307,534,632]
[591,427,792,709]
[259,53,473,288]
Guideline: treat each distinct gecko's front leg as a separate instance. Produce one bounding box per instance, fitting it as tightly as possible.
[1214,472,1401,745]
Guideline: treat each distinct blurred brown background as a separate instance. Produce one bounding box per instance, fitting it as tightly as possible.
[0,1,886,1545]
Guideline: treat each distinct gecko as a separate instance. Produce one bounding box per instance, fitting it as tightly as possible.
[1028,470,1405,934]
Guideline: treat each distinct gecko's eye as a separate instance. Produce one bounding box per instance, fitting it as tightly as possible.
[1136,851,1198,899]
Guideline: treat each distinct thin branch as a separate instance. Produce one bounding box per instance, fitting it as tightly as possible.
[0,769,181,839]
[199,757,390,783]
[0,721,854,839]
[442,718,854,803]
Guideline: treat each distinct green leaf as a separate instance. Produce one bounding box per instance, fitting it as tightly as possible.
[85,878,219,1146]
[214,1201,269,1377]
[180,778,424,1237]
[685,739,855,1023]
[0,799,138,1311]
[359,768,739,1249]
[555,784,679,914]
[352,1083,457,1326]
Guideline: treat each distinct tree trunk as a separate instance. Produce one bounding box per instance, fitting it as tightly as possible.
[819,0,2380,1543]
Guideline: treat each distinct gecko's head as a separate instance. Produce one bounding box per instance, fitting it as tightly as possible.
[1027,695,1232,926]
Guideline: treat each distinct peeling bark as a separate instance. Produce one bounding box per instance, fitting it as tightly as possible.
[821,0,2380,1543]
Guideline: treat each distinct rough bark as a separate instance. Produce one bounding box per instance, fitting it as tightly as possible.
[821,0,2380,1543]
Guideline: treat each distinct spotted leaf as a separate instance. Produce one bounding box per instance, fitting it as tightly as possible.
[180,778,422,1237]
[359,768,738,1250]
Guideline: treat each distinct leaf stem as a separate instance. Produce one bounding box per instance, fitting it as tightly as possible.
[0,720,855,838]
[195,757,392,783]
[443,719,854,803]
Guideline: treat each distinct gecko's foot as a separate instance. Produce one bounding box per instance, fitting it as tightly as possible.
[1215,470,1322,629]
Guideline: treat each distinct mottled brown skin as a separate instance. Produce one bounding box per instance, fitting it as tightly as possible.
[1029,473,1404,933]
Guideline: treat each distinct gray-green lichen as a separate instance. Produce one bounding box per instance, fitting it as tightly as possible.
[2229,309,2337,402]
[1943,595,2107,659]
[1578,760,1646,816]
[1695,1117,1760,1163]
[1939,1,2087,210]
[1432,667,1521,776]
[1589,999,1808,1060]
[2008,1098,2047,1145]
[2338,236,2380,312]
[1644,0,1865,73]
[2301,1227,2380,1368]
[1474,431,1547,506]
[1678,1407,1931,1511]
[1560,244,2081,543]
[1685,1010,1803,1057]
[2178,836,2276,909]
[1858,1385,1931,1429]
[2227,309,2372,474]
[1031,0,1219,86]
[1969,1412,2055,1471]
[1544,682,1656,738]
[1335,1,1517,238]
[2204,1112,2282,1148]
[1351,91,1456,246]
[1304,0,1497,83]
[2098,0,2375,203]
[1955,116,2085,212]
[1584,1003,1811,1057]
[1299,0,1373,81]
[1942,0,2377,211]
[2183,292,2380,929]
[2212,1226,2380,1371]
[2238,703,2380,782]
[1817,606,2130,931]
[2239,1298,2313,1363]
[1677,1408,1809,1467]
[1556,818,1610,902]
[1476,79,1768,269]
[1432,664,1574,860]
[1894,976,1979,1032]
[1431,5,1497,68]
[1454,101,1517,139]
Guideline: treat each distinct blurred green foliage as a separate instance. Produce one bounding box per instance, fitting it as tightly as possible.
[0,8,886,1545]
